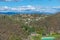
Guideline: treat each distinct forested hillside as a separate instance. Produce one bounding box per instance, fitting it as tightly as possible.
[0,13,60,40]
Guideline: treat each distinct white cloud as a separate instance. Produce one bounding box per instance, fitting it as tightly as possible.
[34,6,60,13]
[11,8,17,10]
[52,6,60,8]
[0,5,60,13]
[0,6,9,11]
[18,5,36,10]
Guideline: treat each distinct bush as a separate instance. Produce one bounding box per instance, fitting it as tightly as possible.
[9,34,22,40]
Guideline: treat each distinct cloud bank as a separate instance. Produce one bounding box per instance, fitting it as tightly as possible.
[0,5,60,13]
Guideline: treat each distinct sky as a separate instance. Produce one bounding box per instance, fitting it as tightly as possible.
[0,0,60,13]
[0,0,60,7]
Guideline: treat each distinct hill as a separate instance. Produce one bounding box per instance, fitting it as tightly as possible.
[0,13,60,40]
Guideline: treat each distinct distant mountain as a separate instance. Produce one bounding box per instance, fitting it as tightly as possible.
[0,12,19,15]
[0,11,56,15]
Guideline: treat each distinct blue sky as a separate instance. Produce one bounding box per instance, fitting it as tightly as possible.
[0,0,60,7]
[0,0,60,13]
